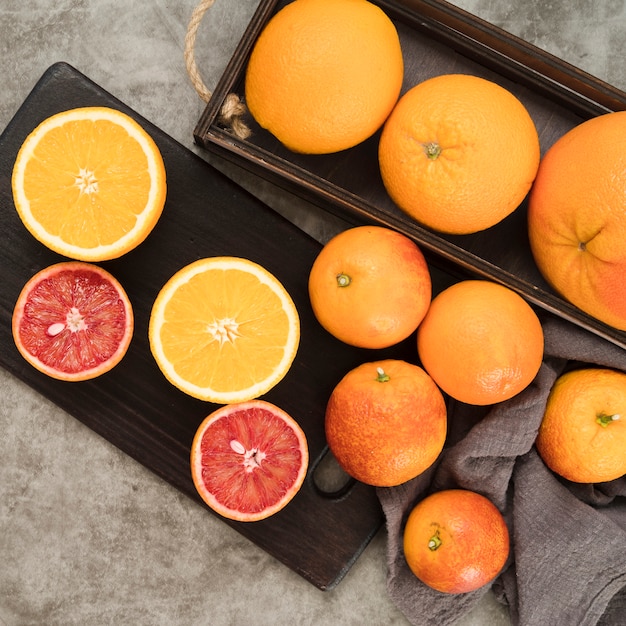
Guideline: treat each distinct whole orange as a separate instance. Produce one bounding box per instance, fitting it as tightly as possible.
[244,0,403,154]
[403,489,510,594]
[378,74,540,234]
[325,359,447,487]
[308,226,432,349]
[528,111,626,330]
[417,280,544,406]
[535,368,626,483]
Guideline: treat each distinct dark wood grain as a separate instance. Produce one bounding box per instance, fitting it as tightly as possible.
[0,62,427,590]
[194,0,626,351]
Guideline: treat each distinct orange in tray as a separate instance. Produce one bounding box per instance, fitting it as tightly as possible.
[403,489,510,594]
[149,257,300,404]
[191,400,309,522]
[325,359,447,487]
[528,111,626,330]
[12,262,133,381]
[536,368,626,483]
[417,280,544,406]
[12,106,166,261]
[245,0,403,154]
[308,226,432,349]
[379,74,540,234]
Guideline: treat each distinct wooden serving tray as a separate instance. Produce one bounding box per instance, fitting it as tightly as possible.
[0,62,436,591]
[194,0,626,350]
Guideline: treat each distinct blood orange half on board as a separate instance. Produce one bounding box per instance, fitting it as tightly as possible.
[12,262,133,381]
[190,400,309,522]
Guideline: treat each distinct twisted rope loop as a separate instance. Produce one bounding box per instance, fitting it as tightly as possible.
[184,0,251,140]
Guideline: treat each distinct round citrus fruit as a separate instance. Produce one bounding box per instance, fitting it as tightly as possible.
[12,106,167,261]
[378,74,540,234]
[149,257,300,404]
[190,400,309,522]
[12,261,133,381]
[417,280,544,406]
[244,0,403,154]
[535,368,626,483]
[528,111,626,330]
[308,226,432,349]
[325,359,447,487]
[403,489,510,594]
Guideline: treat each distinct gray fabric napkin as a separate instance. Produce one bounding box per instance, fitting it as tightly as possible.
[377,313,626,626]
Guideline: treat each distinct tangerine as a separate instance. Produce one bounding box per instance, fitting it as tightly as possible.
[417,280,544,406]
[378,74,540,234]
[308,226,432,349]
[535,368,626,483]
[528,111,626,330]
[403,489,510,594]
[245,0,403,154]
[325,359,447,487]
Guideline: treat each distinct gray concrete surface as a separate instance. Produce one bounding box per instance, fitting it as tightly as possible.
[1,1,625,625]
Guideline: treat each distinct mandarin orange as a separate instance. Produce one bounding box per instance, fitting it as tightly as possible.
[325,359,447,487]
[417,280,544,405]
[378,74,540,234]
[308,226,431,349]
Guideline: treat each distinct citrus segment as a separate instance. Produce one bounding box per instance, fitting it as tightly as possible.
[417,280,544,406]
[12,262,133,381]
[149,257,300,404]
[12,106,167,261]
[325,359,447,487]
[379,74,540,234]
[245,0,403,154]
[536,368,626,483]
[308,226,432,349]
[528,111,626,330]
[190,400,309,522]
[403,489,510,594]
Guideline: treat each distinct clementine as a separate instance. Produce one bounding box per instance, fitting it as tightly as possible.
[378,73,540,234]
[308,226,432,349]
[324,359,447,487]
[528,111,626,330]
[403,489,510,594]
[244,0,403,154]
[535,368,626,483]
[417,280,544,406]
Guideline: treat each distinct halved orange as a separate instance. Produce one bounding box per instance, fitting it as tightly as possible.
[12,106,167,261]
[12,262,134,381]
[149,257,300,404]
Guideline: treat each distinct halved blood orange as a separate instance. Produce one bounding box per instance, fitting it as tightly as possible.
[12,262,133,381]
[190,400,309,522]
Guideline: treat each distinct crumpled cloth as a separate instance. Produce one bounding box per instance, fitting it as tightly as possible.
[377,313,626,626]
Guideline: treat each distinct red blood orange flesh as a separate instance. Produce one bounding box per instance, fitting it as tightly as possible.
[12,262,133,381]
[190,400,309,522]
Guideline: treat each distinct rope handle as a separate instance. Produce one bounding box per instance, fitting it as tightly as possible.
[184,0,251,140]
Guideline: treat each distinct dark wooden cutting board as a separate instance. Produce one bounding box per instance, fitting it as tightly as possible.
[0,62,427,590]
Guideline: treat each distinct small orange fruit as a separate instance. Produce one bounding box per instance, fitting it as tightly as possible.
[308,226,432,349]
[379,74,540,234]
[528,111,626,330]
[245,0,403,154]
[403,489,510,594]
[12,107,167,261]
[12,262,133,381]
[325,359,447,487]
[535,368,626,483]
[191,400,309,522]
[149,257,300,404]
[417,280,544,406]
